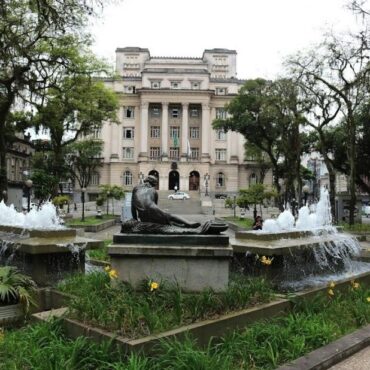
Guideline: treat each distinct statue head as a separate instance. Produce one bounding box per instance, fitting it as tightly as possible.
[144,175,158,186]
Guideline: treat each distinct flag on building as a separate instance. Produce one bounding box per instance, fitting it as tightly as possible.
[187,139,192,159]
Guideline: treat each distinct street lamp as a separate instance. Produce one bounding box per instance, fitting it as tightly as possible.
[81,187,86,221]
[25,179,33,212]
[106,190,110,215]
[302,184,310,206]
[204,173,210,197]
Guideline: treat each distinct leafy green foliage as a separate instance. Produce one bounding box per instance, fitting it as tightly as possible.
[0,267,36,311]
[237,184,277,210]
[87,239,112,262]
[57,272,274,339]
[52,195,71,208]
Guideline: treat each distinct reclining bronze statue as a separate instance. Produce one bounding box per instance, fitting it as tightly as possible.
[121,175,228,235]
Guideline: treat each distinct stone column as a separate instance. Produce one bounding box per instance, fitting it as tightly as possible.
[181,103,189,162]
[161,102,169,161]
[139,102,148,160]
[201,103,210,162]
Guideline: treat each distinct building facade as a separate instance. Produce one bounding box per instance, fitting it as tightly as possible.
[92,47,271,196]
[5,133,34,209]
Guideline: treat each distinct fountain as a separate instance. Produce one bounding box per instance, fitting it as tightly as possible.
[0,201,102,285]
[230,188,370,290]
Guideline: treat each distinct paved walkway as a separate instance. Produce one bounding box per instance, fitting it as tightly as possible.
[328,346,370,369]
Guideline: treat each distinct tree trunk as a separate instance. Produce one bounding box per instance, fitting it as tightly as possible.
[348,113,357,225]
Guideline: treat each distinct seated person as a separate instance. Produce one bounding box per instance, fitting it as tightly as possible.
[252,216,263,230]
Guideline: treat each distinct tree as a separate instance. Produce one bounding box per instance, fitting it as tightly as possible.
[288,32,370,224]
[213,78,306,206]
[98,185,125,215]
[0,0,116,198]
[33,71,118,194]
[67,139,104,190]
[237,184,277,220]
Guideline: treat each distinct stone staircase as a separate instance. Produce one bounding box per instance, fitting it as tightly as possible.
[158,191,202,215]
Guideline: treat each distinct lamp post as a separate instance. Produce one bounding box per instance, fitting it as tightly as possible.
[25,179,33,212]
[106,190,110,215]
[302,184,310,206]
[204,173,210,197]
[233,195,236,218]
[81,187,86,221]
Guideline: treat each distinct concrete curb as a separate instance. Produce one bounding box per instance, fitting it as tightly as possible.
[277,325,370,370]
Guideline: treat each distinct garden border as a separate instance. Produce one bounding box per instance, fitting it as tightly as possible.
[32,270,370,356]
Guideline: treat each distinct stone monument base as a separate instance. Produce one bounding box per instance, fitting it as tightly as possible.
[108,234,232,292]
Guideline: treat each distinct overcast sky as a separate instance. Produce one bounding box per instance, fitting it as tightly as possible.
[90,0,360,79]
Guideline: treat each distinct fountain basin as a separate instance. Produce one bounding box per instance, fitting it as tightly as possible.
[0,226,103,286]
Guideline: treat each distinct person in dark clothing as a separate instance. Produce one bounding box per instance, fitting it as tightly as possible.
[252,216,263,230]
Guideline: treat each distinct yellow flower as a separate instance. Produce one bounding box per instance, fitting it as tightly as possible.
[351,280,360,289]
[108,269,118,279]
[366,297,370,303]
[328,289,335,297]
[0,328,4,343]
[260,256,273,266]
[150,282,159,291]
[328,281,335,289]
[104,265,111,272]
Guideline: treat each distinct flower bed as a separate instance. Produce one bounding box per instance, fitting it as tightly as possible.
[57,271,275,339]
[5,283,370,369]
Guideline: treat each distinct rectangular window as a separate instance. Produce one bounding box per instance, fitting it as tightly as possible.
[216,87,227,95]
[216,108,227,119]
[150,126,161,138]
[150,147,161,159]
[151,81,161,89]
[171,108,180,118]
[123,106,135,118]
[123,127,134,139]
[189,127,200,139]
[191,81,200,90]
[92,128,101,139]
[190,108,199,117]
[169,147,180,160]
[124,85,136,94]
[170,126,180,138]
[151,107,161,117]
[91,173,100,186]
[215,149,227,161]
[190,148,199,160]
[122,147,134,159]
[171,81,180,89]
[216,129,226,140]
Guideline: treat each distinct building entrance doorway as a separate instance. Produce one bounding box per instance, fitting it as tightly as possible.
[189,171,200,191]
[168,170,179,190]
[148,170,159,190]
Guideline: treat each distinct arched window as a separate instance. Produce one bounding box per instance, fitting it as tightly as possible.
[123,171,132,186]
[216,172,225,187]
[249,173,257,186]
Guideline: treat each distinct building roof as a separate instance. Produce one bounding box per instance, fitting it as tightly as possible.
[203,48,237,55]
[116,47,150,53]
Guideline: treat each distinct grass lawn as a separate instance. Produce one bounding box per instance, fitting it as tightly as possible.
[2,282,370,369]
[66,214,116,226]
[339,221,370,233]
[223,216,255,229]
[86,239,111,262]
[57,272,274,339]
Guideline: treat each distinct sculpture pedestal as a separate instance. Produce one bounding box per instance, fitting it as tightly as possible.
[109,234,232,292]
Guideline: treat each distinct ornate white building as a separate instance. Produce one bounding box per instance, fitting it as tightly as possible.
[90,47,271,197]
